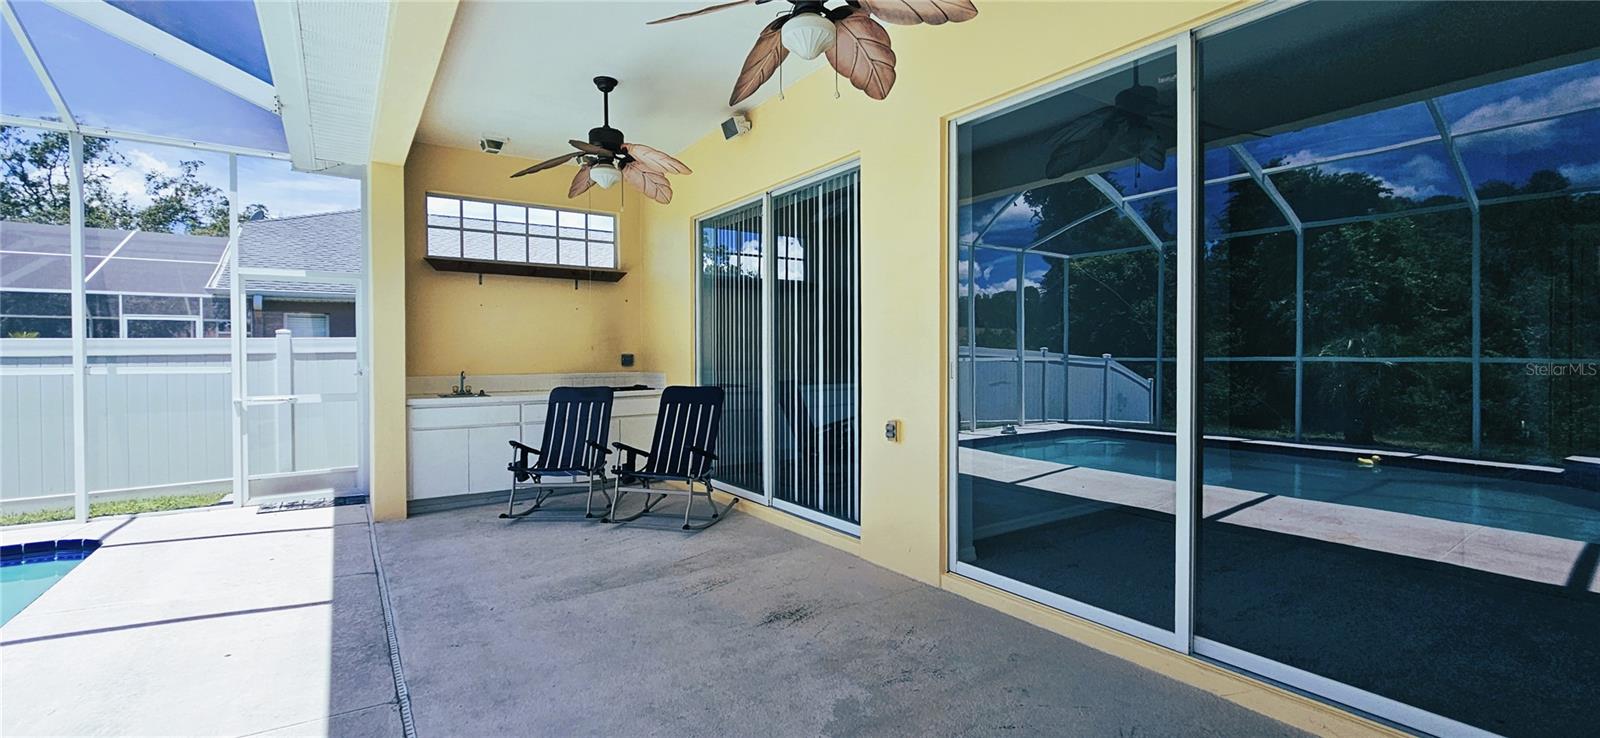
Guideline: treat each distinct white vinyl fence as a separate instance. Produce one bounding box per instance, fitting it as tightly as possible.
[959,346,1154,428]
[1,333,358,511]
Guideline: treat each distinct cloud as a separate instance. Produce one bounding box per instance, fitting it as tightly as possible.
[973,266,1047,296]
[1452,74,1600,136]
[1557,160,1600,186]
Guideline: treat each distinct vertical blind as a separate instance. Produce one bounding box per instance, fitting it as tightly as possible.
[695,167,862,528]
[697,202,765,495]
[773,169,861,524]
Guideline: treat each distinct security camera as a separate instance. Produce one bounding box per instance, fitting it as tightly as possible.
[721,114,751,140]
[479,136,506,154]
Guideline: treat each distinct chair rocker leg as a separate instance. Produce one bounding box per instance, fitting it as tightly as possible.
[500,481,557,519]
[681,480,738,531]
[603,485,665,523]
[584,475,613,519]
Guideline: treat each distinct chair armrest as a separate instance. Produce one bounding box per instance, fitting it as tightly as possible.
[612,442,651,457]
[687,446,719,461]
[509,440,542,455]
[586,440,613,456]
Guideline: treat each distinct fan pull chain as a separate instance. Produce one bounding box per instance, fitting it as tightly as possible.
[833,68,840,99]
[778,60,785,101]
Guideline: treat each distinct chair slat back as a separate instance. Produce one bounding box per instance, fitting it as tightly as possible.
[536,386,614,472]
[644,386,724,479]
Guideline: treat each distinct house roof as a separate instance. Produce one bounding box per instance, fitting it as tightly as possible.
[210,210,361,297]
[0,210,359,298]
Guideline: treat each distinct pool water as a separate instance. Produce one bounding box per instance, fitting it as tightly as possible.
[1,543,97,627]
[976,433,1600,542]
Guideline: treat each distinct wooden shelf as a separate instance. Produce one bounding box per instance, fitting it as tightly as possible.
[424,256,626,282]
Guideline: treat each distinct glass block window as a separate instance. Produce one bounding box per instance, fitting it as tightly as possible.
[425,194,618,268]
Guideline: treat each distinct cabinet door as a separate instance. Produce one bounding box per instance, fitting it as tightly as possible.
[409,428,469,499]
[467,426,518,494]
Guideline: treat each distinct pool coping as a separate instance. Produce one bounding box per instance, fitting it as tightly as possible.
[960,424,1596,490]
[1,538,103,566]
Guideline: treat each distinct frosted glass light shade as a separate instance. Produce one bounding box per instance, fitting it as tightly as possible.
[781,12,835,60]
[590,162,620,189]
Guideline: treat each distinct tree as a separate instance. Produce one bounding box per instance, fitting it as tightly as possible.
[2,127,269,235]
[0,125,136,228]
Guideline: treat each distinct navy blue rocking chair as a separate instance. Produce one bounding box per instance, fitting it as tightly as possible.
[605,385,736,530]
[501,386,615,519]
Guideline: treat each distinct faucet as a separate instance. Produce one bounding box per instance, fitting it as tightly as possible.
[454,371,469,396]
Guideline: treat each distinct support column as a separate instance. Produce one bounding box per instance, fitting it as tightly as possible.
[367,163,408,521]
[69,134,88,522]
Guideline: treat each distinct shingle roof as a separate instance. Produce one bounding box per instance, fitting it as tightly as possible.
[210,210,362,297]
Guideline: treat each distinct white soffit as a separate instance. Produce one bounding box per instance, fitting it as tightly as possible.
[259,0,388,171]
[416,1,803,160]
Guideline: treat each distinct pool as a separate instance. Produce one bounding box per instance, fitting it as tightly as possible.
[968,431,1600,542]
[1,539,99,627]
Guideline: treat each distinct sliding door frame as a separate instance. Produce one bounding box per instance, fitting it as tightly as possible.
[945,33,1189,654]
[693,160,864,536]
[945,4,1503,736]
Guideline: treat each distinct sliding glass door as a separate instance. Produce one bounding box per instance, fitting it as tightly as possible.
[950,2,1600,735]
[696,166,862,533]
[697,202,765,497]
[951,44,1181,645]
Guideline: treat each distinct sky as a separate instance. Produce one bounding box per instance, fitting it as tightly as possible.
[960,57,1600,296]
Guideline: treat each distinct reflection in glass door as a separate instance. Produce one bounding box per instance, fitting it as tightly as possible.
[951,43,1181,645]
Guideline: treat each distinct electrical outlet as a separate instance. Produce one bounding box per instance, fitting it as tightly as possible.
[620,353,635,367]
[884,419,900,442]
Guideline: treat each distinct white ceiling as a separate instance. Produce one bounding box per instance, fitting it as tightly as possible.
[416,0,815,160]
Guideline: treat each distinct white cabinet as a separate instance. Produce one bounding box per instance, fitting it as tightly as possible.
[467,426,516,493]
[408,428,468,499]
[407,390,662,504]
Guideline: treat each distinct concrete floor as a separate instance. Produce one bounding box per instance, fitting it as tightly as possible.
[376,496,1305,737]
[2,498,1307,736]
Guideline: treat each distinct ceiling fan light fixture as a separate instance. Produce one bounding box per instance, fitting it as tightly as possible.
[780,12,835,60]
[590,161,621,189]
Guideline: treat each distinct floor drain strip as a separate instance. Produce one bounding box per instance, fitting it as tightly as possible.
[366,506,418,738]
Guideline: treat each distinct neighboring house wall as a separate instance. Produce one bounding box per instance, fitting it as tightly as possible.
[256,298,357,337]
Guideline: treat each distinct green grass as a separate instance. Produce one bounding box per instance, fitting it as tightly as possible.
[0,491,228,527]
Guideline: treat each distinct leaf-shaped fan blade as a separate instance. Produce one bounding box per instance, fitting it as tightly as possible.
[623,142,692,176]
[569,140,611,156]
[729,18,789,106]
[569,165,595,198]
[826,12,897,100]
[858,0,978,26]
[622,164,674,205]
[1044,107,1117,148]
[1045,114,1122,179]
[509,151,579,178]
[647,0,753,25]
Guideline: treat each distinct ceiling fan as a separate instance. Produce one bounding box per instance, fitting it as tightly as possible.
[508,76,691,205]
[648,0,978,105]
[1045,65,1172,180]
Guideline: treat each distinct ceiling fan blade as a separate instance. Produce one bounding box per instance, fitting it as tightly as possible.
[509,151,579,178]
[729,17,789,106]
[857,0,978,26]
[622,142,692,176]
[569,140,611,156]
[622,164,674,205]
[568,164,596,198]
[826,12,897,100]
[646,0,753,25]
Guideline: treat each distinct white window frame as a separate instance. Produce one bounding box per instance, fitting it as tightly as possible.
[423,192,618,269]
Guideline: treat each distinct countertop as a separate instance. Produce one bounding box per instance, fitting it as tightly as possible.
[406,387,663,409]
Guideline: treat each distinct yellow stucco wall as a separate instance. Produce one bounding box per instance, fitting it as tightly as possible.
[402,143,647,377]
[634,0,1245,583]
[368,162,408,522]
